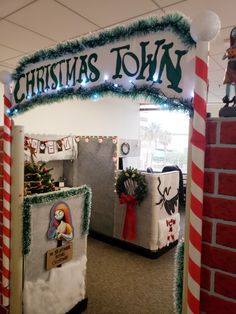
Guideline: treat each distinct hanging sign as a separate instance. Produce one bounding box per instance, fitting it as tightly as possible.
[46,242,73,270]
[9,13,196,116]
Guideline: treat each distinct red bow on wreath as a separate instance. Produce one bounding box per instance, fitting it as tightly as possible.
[119,192,138,241]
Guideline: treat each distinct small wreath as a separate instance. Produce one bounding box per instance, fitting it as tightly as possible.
[121,142,130,155]
[116,167,148,205]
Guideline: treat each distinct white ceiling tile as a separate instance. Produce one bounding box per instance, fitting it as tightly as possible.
[208,88,226,105]
[111,10,164,29]
[210,28,231,57]
[198,0,236,29]
[0,20,55,52]
[208,69,226,101]
[164,0,206,20]
[210,54,227,71]
[0,0,34,18]
[209,57,222,71]
[208,93,223,102]
[7,0,99,42]
[56,0,158,27]
[165,0,236,27]
[209,82,225,94]
[208,84,225,98]
[208,69,225,82]
[0,64,14,73]
[207,93,222,103]
[209,76,225,91]
[0,61,16,69]
[0,45,23,61]
[2,55,25,66]
[209,80,224,91]
[209,41,226,57]
[154,0,187,8]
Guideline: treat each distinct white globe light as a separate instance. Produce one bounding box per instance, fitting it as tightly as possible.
[190,10,221,42]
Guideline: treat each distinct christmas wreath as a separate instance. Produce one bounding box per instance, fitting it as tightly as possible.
[116,167,148,204]
[115,167,148,241]
[121,142,130,155]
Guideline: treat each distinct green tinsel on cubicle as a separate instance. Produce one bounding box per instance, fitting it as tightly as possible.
[174,239,185,314]
[22,185,91,255]
[12,13,195,81]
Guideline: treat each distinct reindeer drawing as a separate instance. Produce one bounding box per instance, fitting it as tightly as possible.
[155,177,178,215]
[157,43,187,93]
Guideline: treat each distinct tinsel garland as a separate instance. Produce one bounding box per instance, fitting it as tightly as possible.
[23,185,91,255]
[8,82,193,117]
[174,238,185,314]
[12,13,195,80]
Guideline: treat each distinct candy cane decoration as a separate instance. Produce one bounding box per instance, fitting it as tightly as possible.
[2,82,12,307]
[187,11,220,313]
[187,41,208,314]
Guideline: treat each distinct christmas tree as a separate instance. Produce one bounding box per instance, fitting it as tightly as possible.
[24,144,56,195]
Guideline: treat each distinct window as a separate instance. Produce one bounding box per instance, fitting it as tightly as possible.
[139,104,190,173]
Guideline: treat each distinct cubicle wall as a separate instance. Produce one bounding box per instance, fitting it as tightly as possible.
[64,138,117,237]
[114,171,180,252]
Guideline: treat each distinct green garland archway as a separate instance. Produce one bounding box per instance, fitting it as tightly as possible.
[8,13,195,117]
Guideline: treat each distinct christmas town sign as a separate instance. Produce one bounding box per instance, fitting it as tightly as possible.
[8,13,196,116]
[14,40,189,103]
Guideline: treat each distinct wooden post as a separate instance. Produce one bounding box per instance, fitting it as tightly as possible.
[10,124,24,314]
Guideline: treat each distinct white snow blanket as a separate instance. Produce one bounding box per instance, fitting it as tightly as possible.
[23,256,86,314]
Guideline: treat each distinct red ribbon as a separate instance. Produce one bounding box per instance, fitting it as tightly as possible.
[119,192,138,240]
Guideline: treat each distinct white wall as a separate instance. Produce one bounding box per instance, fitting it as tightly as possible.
[0,83,140,139]
[0,81,223,140]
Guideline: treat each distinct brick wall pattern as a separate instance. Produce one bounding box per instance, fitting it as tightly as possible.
[201,118,236,313]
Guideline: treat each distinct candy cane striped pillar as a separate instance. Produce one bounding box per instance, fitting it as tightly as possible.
[2,83,12,307]
[187,41,209,314]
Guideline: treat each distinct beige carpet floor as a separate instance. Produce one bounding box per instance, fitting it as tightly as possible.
[85,209,185,314]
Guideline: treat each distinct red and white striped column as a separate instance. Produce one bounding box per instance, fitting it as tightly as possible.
[2,77,12,307]
[187,10,220,313]
[187,41,208,314]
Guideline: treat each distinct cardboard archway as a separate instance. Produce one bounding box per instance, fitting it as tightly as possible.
[1,12,212,314]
